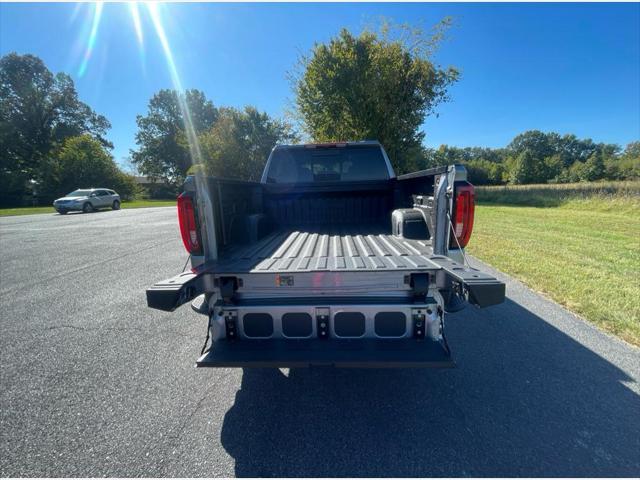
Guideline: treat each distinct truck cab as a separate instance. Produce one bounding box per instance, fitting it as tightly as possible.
[147,141,505,367]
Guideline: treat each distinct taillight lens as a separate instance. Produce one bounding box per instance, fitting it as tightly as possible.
[177,193,202,254]
[450,183,475,248]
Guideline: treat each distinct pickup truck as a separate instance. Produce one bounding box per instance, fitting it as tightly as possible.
[147,141,505,368]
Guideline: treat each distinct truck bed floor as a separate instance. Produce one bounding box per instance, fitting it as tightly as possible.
[214,226,438,274]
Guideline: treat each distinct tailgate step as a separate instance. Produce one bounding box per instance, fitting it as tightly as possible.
[196,339,454,368]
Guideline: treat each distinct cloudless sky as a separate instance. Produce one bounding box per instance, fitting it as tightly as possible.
[1,2,639,167]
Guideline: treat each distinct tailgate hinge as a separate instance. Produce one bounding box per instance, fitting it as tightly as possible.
[217,276,240,304]
[409,273,430,302]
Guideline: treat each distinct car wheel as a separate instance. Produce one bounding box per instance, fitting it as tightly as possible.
[112,200,121,210]
[58,209,68,215]
[83,202,93,213]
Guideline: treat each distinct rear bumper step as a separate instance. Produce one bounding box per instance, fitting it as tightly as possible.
[196,338,454,368]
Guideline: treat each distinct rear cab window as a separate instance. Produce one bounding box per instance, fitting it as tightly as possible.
[266,144,390,184]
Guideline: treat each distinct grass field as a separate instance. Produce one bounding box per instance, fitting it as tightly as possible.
[469,181,640,346]
[0,199,176,217]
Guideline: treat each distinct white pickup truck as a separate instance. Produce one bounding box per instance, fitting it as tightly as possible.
[147,141,505,367]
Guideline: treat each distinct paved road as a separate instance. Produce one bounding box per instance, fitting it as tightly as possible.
[1,208,639,477]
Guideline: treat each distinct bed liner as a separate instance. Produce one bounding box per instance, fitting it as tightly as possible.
[212,226,439,274]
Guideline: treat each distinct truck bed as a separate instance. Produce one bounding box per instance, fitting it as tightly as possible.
[212,226,438,274]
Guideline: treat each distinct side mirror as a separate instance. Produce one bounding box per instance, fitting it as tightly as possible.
[90,193,97,197]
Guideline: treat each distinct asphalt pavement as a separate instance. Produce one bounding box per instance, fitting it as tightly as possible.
[1,207,638,477]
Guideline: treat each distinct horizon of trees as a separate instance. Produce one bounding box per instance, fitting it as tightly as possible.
[2,21,639,207]
[423,133,639,185]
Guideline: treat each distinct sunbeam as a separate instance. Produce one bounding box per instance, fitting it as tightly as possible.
[129,1,146,74]
[129,2,144,45]
[146,1,213,254]
[78,1,103,77]
[146,2,203,166]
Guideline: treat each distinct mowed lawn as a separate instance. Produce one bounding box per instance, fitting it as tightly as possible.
[0,199,176,217]
[468,196,640,346]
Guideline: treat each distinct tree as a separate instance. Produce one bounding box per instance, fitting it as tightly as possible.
[45,135,136,200]
[579,152,605,182]
[543,154,564,182]
[509,150,539,184]
[554,134,597,167]
[0,53,111,204]
[607,142,640,180]
[293,20,458,174]
[199,106,296,181]
[466,158,505,185]
[131,89,218,187]
[507,130,558,161]
[622,141,640,159]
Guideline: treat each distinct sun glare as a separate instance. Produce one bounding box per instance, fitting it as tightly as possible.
[73,1,204,171]
[78,1,103,77]
[128,2,144,46]
[145,1,210,251]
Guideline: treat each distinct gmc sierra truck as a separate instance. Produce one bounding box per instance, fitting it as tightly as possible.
[147,141,505,367]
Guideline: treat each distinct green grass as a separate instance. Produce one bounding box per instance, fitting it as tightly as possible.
[121,199,176,209]
[468,184,640,346]
[0,206,55,216]
[0,199,176,217]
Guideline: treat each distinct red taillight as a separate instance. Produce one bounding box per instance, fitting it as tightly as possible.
[177,193,202,254]
[450,184,475,249]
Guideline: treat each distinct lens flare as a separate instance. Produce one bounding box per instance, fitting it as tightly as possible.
[129,1,146,72]
[68,2,83,25]
[146,2,203,165]
[78,2,104,77]
[129,2,144,45]
[146,2,213,255]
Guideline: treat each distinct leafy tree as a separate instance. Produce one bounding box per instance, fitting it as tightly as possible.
[0,53,111,204]
[509,150,539,184]
[45,135,136,200]
[507,130,558,162]
[543,154,564,182]
[622,141,640,159]
[466,158,505,185]
[607,142,640,180]
[131,89,218,187]
[293,20,458,174]
[199,106,296,181]
[553,134,597,167]
[579,152,606,181]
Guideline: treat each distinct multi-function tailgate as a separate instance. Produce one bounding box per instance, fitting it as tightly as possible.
[146,257,505,312]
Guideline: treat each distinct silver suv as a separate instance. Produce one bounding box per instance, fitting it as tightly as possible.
[53,188,121,214]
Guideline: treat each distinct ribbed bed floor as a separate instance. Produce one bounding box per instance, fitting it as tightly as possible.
[214,227,439,273]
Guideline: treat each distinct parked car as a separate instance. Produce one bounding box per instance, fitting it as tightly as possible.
[147,141,505,368]
[53,188,120,214]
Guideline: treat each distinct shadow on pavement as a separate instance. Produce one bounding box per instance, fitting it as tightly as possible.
[220,298,639,477]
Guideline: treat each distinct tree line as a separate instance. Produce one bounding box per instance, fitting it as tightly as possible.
[424,133,639,185]
[2,20,638,207]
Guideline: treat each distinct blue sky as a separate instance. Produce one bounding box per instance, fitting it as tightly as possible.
[1,2,639,167]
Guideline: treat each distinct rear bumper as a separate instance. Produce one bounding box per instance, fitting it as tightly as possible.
[196,338,454,368]
[54,204,82,211]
